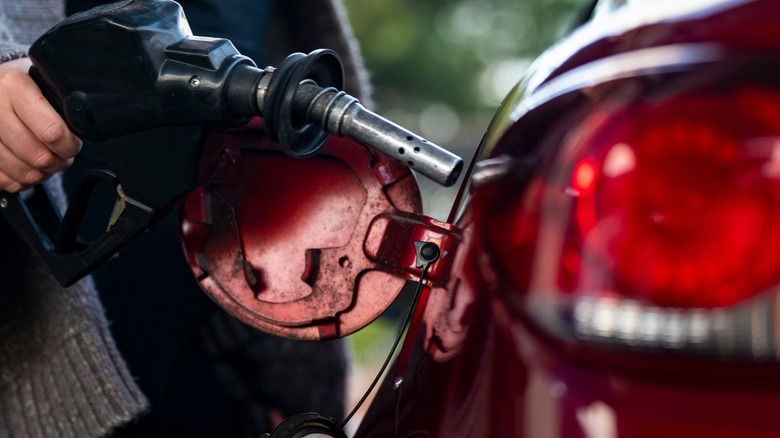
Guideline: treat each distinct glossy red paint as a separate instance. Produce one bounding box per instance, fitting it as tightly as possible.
[356,0,780,436]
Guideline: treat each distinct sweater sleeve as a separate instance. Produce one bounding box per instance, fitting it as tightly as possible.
[0,19,29,61]
[0,1,149,435]
[0,176,149,437]
[0,1,64,60]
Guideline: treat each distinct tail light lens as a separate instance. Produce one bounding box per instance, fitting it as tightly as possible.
[474,71,780,356]
[564,85,780,308]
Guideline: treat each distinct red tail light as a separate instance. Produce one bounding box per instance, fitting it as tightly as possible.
[564,85,780,308]
[473,72,780,355]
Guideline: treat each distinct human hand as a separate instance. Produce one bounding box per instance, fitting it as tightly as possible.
[0,58,81,192]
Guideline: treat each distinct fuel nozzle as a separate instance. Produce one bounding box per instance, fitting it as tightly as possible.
[8,0,463,288]
[28,0,462,186]
[226,50,463,187]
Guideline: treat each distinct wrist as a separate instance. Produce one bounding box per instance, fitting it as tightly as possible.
[0,57,32,72]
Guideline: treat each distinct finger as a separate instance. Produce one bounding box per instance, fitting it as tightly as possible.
[3,71,81,159]
[0,112,71,174]
[0,169,27,193]
[0,122,72,174]
[0,138,51,188]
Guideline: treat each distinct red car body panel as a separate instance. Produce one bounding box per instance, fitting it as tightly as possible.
[355,1,780,436]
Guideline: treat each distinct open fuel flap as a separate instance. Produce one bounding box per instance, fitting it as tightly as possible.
[180,120,462,340]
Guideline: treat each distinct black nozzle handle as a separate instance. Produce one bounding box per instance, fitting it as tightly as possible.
[0,173,157,286]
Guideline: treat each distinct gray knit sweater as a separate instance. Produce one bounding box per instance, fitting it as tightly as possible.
[0,0,369,436]
[0,2,149,436]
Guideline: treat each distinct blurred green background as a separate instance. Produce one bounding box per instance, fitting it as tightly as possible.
[342,0,586,219]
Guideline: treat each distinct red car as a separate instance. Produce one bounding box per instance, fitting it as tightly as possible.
[350,0,780,436]
[7,0,780,436]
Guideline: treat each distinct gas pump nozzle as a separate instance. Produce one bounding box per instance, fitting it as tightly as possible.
[0,0,463,286]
